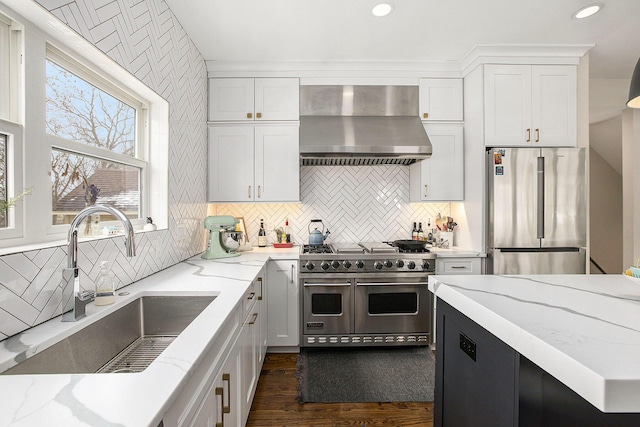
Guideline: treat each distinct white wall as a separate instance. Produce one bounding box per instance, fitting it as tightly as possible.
[589,147,622,273]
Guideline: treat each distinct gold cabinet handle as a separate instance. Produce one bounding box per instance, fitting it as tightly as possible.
[247,112,252,119]
[257,277,263,300]
[526,128,531,142]
[248,185,251,198]
[248,312,258,325]
[423,112,429,119]
[535,128,540,142]
[256,112,262,119]
[222,373,231,414]
[424,184,428,198]
[215,387,224,427]
[257,185,261,198]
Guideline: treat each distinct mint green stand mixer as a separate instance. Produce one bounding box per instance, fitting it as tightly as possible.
[201,215,241,259]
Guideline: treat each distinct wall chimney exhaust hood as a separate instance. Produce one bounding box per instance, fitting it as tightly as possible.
[299,85,432,166]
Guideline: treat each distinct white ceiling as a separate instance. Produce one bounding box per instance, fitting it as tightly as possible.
[165,0,640,79]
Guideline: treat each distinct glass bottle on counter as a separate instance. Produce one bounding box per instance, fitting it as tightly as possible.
[258,219,267,247]
[412,222,418,240]
[417,222,424,241]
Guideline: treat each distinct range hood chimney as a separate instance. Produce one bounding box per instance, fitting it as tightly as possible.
[299,85,432,166]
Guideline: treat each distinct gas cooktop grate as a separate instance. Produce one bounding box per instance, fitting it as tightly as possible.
[97,335,176,374]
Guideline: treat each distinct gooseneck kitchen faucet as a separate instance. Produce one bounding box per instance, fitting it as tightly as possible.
[62,205,136,321]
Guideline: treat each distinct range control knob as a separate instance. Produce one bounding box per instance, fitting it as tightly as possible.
[421,260,431,271]
[383,260,393,268]
[321,261,330,271]
[396,259,405,268]
[305,262,315,271]
[331,260,341,269]
[343,260,352,269]
[356,260,365,269]
[374,261,383,270]
[407,261,416,270]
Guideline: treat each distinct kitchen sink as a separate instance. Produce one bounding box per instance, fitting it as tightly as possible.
[1,295,216,375]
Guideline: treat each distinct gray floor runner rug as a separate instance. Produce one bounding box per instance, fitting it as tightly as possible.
[296,346,435,403]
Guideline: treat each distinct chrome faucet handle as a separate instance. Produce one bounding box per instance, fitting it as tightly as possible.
[78,289,95,302]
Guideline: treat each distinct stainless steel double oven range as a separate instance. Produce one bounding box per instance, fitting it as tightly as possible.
[299,242,436,347]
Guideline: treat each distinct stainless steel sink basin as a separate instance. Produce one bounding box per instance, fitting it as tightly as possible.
[2,295,216,375]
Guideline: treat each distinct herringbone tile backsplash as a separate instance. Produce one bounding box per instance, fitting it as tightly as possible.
[214,166,450,245]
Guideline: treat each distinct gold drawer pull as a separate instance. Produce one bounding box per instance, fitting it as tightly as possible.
[247,112,252,119]
[222,373,231,414]
[256,112,262,118]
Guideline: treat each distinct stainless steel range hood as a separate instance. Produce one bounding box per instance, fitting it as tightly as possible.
[300,85,432,166]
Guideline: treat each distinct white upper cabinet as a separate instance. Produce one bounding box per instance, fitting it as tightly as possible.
[419,78,463,121]
[410,124,464,201]
[484,65,577,147]
[254,126,300,202]
[208,125,300,202]
[209,78,299,121]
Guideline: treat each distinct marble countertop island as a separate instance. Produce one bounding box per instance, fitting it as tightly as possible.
[429,274,640,413]
[0,247,298,427]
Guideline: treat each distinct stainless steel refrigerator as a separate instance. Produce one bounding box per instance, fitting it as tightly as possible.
[486,147,587,274]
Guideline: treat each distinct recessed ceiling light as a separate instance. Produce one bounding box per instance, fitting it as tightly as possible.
[372,3,394,17]
[571,3,604,19]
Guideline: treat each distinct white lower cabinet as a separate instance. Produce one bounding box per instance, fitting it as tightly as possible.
[164,271,268,427]
[266,260,299,348]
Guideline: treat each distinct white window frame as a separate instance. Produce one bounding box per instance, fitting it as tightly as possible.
[0,1,168,254]
[0,119,24,240]
[45,46,150,234]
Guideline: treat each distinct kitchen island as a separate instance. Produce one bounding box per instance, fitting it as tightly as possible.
[429,274,640,427]
[0,247,298,427]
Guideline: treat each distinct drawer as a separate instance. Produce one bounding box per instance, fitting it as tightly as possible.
[436,258,481,274]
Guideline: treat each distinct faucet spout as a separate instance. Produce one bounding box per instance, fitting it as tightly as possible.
[62,205,136,321]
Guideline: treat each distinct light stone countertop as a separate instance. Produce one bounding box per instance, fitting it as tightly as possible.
[429,273,640,413]
[0,246,299,427]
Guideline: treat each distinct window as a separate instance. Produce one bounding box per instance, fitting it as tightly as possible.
[0,3,168,252]
[45,51,146,226]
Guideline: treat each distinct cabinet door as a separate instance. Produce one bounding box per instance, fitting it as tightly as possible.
[410,124,464,201]
[435,300,518,427]
[256,274,268,368]
[484,65,532,146]
[208,126,255,202]
[189,343,241,427]
[188,382,220,427]
[254,126,300,202]
[209,78,255,121]
[254,78,300,121]
[419,78,463,121]
[531,65,577,147]
[240,308,259,426]
[267,260,299,347]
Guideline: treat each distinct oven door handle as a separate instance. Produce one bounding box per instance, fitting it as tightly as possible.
[303,282,351,287]
[356,282,421,287]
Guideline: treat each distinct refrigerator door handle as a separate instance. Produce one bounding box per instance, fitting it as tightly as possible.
[537,157,545,239]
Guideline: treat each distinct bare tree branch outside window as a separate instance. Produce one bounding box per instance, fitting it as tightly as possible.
[46,59,140,225]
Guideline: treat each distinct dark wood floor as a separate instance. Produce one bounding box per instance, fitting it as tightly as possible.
[246,353,434,427]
